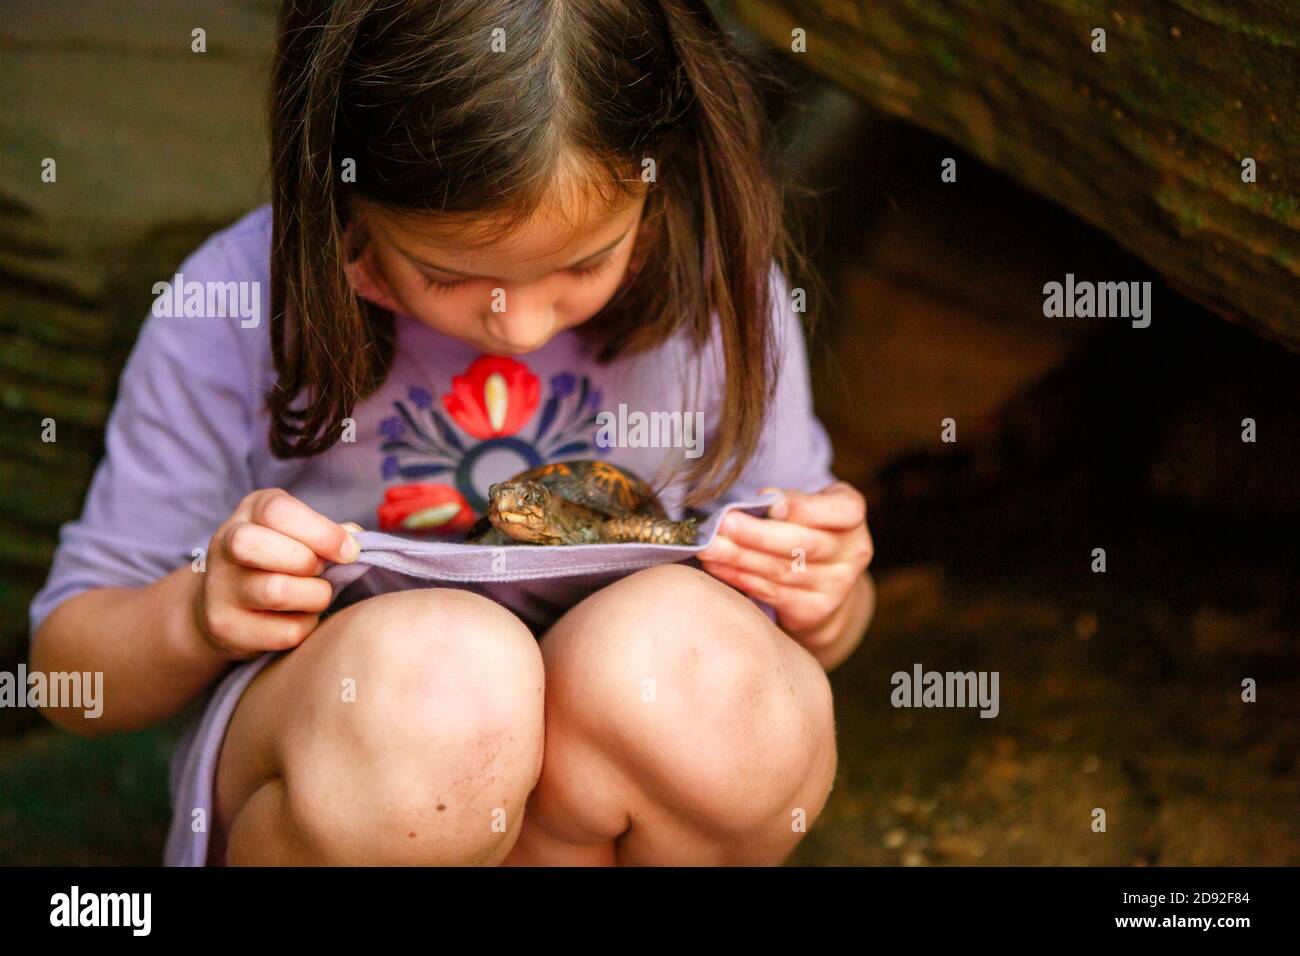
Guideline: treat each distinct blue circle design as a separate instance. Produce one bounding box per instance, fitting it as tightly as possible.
[455,437,543,512]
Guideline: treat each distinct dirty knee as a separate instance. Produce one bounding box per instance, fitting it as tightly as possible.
[284,588,545,864]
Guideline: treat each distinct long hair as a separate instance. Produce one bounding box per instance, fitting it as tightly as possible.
[269,0,811,506]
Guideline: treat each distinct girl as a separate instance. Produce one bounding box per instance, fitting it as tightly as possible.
[29,0,875,866]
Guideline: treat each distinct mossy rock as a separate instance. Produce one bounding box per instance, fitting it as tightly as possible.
[732,0,1300,349]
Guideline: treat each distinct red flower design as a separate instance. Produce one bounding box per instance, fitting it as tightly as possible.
[442,356,540,440]
[377,484,475,534]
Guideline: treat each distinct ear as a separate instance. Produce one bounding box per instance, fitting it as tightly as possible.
[341,218,406,314]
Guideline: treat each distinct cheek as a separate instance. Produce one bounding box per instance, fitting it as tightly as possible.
[568,273,623,316]
[567,255,636,318]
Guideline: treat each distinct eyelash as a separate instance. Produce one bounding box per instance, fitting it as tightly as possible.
[420,256,615,293]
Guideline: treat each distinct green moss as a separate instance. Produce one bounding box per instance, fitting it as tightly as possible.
[0,726,178,865]
[1271,192,1300,222]
[927,38,964,77]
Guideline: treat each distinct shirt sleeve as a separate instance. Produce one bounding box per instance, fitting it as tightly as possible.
[711,261,838,504]
[28,232,261,639]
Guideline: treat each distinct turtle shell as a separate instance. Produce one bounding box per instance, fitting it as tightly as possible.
[505,460,666,519]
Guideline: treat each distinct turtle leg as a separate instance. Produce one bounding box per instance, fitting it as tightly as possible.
[598,515,698,545]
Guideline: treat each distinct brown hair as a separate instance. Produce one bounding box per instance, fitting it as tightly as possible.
[269,0,812,506]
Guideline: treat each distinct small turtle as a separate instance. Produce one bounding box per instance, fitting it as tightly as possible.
[465,460,698,546]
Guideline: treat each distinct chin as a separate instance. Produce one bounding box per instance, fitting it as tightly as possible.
[490,339,552,356]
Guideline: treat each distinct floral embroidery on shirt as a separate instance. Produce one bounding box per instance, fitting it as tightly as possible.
[377,356,606,534]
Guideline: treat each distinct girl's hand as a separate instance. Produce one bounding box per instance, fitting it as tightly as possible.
[193,489,361,659]
[697,481,874,649]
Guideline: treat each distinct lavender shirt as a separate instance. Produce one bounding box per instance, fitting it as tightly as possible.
[27,204,836,862]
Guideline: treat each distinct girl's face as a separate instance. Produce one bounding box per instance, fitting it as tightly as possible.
[348,188,649,356]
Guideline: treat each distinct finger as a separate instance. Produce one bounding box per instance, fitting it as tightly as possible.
[202,606,318,656]
[770,586,846,638]
[703,560,846,636]
[245,609,320,652]
[698,537,843,591]
[764,482,865,531]
[700,559,778,602]
[222,522,327,576]
[237,571,335,614]
[698,510,836,562]
[244,489,360,563]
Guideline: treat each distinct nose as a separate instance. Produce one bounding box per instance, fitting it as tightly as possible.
[484,293,557,352]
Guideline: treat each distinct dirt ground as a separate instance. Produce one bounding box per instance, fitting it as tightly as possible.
[792,532,1300,866]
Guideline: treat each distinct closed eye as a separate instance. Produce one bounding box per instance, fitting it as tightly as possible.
[420,254,617,293]
[567,255,617,279]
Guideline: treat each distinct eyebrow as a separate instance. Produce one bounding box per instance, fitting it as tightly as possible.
[397,225,633,278]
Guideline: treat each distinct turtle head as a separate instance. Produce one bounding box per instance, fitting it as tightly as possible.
[487,478,559,544]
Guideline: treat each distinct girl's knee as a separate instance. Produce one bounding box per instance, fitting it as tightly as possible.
[614,562,772,630]
[318,588,543,752]
[641,640,834,836]
[279,588,545,864]
[550,564,836,837]
[552,563,775,675]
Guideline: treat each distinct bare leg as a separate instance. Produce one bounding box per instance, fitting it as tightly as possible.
[500,564,837,866]
[209,587,545,865]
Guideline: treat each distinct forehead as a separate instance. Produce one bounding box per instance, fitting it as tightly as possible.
[366,175,646,271]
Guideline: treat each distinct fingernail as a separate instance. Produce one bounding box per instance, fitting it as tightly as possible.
[341,533,360,563]
[341,521,364,534]
[769,499,790,520]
